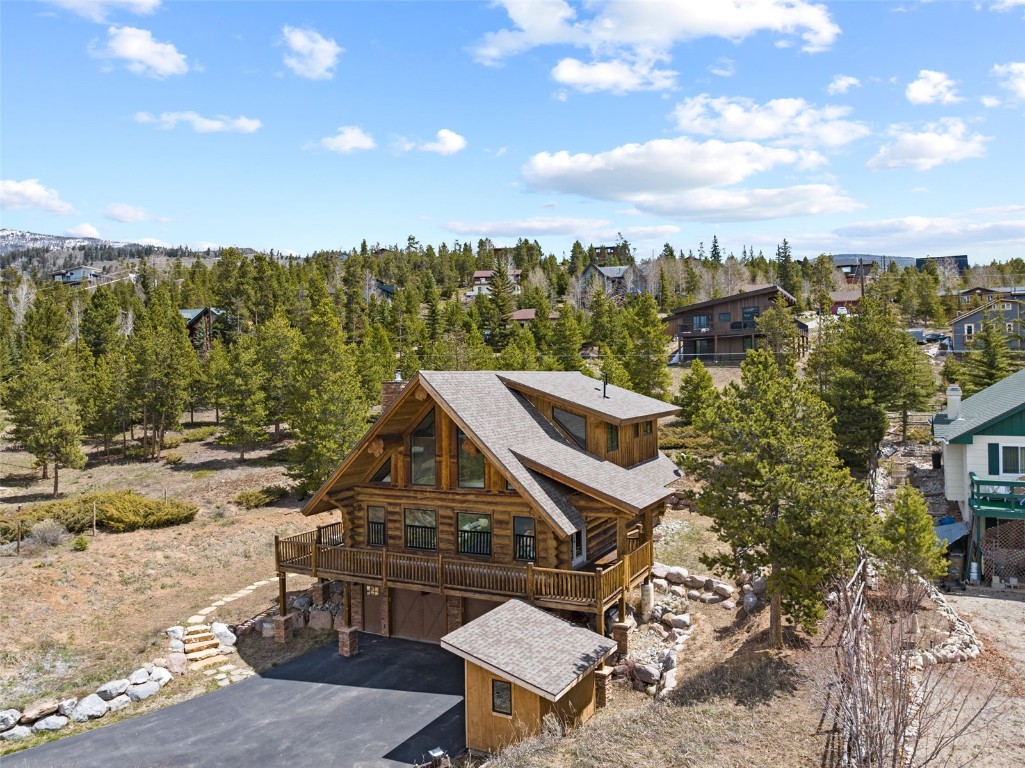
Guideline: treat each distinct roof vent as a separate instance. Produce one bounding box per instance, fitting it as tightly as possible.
[946,385,962,421]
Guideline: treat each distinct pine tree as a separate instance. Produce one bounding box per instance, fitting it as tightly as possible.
[587,286,618,351]
[622,294,671,399]
[657,266,673,313]
[222,335,268,460]
[878,484,947,609]
[691,350,873,647]
[959,314,1020,395]
[673,359,718,426]
[551,310,586,372]
[356,322,397,404]
[755,294,801,370]
[709,235,722,264]
[90,339,131,455]
[497,326,539,370]
[599,351,632,389]
[204,338,230,424]
[487,260,516,350]
[287,298,368,493]
[893,340,937,439]
[256,310,302,439]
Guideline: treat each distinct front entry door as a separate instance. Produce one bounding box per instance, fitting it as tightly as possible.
[363,585,383,635]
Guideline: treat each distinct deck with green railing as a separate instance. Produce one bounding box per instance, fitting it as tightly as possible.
[969,473,1025,519]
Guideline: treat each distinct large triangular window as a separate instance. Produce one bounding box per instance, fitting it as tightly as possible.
[370,458,392,484]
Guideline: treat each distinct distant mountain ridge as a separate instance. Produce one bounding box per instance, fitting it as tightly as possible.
[0,228,140,256]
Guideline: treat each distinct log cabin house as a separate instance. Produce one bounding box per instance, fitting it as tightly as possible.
[275,370,680,646]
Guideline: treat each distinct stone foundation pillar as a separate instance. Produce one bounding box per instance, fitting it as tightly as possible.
[311,581,327,606]
[380,589,391,637]
[639,583,655,622]
[351,585,364,630]
[595,666,612,709]
[338,626,359,657]
[446,596,462,633]
[273,613,295,644]
[612,622,630,656]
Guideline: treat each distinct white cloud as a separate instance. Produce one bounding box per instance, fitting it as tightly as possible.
[447,216,613,238]
[474,0,840,65]
[0,178,74,214]
[524,136,820,197]
[709,57,735,77]
[67,223,100,238]
[281,25,342,80]
[868,118,989,171]
[551,56,676,93]
[672,94,870,147]
[46,0,160,22]
[827,74,860,95]
[90,25,188,78]
[992,62,1025,99]
[630,184,861,221]
[318,125,376,153]
[990,0,1025,10]
[981,95,1002,107]
[905,69,961,105]
[134,111,262,133]
[623,224,681,238]
[396,129,467,155]
[104,202,169,222]
[832,215,1025,248]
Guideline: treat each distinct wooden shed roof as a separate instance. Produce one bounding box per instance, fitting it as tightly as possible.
[441,600,616,701]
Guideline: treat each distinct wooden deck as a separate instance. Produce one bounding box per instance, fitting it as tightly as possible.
[969,473,1025,519]
[276,523,652,616]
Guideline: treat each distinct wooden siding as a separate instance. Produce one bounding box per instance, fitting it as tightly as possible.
[669,292,780,337]
[464,661,541,754]
[522,393,659,468]
[540,670,596,729]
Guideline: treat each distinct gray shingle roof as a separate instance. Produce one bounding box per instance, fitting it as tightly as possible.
[497,371,679,423]
[419,371,680,536]
[932,369,1025,442]
[440,600,615,701]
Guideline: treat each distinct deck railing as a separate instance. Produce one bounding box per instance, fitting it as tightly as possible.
[513,534,536,561]
[457,529,492,557]
[276,530,653,613]
[969,472,1025,517]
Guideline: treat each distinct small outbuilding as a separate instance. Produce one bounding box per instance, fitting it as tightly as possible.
[440,599,616,755]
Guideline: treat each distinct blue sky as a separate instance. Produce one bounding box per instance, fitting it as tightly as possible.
[1,0,1023,263]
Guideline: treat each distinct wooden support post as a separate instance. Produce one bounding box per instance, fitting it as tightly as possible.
[438,552,445,590]
[526,563,535,602]
[594,567,604,636]
[274,534,279,570]
[343,581,352,627]
[278,571,287,617]
[382,549,389,587]
[311,537,319,579]
[619,558,629,623]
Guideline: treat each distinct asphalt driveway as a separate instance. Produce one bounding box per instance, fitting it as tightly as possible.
[4,634,465,768]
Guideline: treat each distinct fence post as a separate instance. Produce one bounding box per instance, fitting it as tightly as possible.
[311,536,319,579]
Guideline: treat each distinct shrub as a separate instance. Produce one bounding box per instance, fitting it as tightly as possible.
[234,485,289,509]
[0,491,199,543]
[182,426,219,443]
[71,535,89,551]
[162,435,183,449]
[28,519,70,547]
[163,452,184,465]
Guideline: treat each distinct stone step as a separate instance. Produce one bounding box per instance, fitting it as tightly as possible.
[190,655,229,672]
[183,638,219,654]
[185,624,211,635]
[185,647,221,662]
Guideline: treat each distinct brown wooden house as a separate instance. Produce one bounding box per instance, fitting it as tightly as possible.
[275,370,680,645]
[665,285,808,363]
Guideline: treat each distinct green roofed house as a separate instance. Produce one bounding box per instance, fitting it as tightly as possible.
[932,369,1025,584]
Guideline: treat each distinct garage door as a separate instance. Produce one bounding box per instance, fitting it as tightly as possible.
[390,588,446,643]
[463,597,503,625]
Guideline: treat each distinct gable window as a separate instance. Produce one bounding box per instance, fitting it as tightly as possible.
[513,516,536,561]
[457,512,492,556]
[404,508,436,550]
[491,679,513,716]
[457,429,485,488]
[370,458,392,484]
[718,312,731,323]
[410,410,436,486]
[367,506,386,546]
[606,423,619,452]
[1003,446,1025,475]
[553,407,587,450]
[964,323,974,339]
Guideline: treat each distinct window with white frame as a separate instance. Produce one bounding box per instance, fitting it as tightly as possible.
[964,323,974,339]
[1003,446,1025,475]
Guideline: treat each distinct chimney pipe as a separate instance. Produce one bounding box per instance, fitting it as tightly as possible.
[394,370,402,382]
[946,385,962,421]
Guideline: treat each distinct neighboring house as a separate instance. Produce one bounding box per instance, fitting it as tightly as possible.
[465,269,523,299]
[581,262,629,298]
[51,265,100,287]
[949,299,1023,353]
[372,279,395,303]
[275,370,680,646]
[932,370,1025,584]
[179,308,218,353]
[509,308,559,328]
[441,599,615,754]
[829,289,862,315]
[916,254,969,275]
[664,285,809,363]
[954,285,1025,306]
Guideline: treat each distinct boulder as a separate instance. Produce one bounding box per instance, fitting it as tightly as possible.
[650,623,669,639]
[722,600,736,610]
[661,650,677,671]
[292,596,312,610]
[166,626,185,641]
[308,610,334,631]
[751,576,768,594]
[652,578,669,592]
[713,583,733,598]
[167,653,188,675]
[96,679,129,701]
[0,725,32,741]
[736,571,750,586]
[669,585,687,598]
[20,698,58,724]
[683,575,705,590]
[211,622,237,647]
[699,593,723,604]
[651,562,670,580]
[127,681,160,702]
[661,612,676,628]
[687,589,701,600]
[670,628,688,640]
[612,664,631,677]
[57,698,78,717]
[168,639,185,653]
[0,710,21,731]
[742,593,759,613]
[666,566,689,584]
[645,685,657,697]
[152,657,169,669]
[150,667,173,687]
[217,645,235,655]
[32,715,68,732]
[70,694,109,722]
[703,578,715,590]
[129,668,150,685]
[670,613,691,629]
[633,664,661,685]
[107,695,132,713]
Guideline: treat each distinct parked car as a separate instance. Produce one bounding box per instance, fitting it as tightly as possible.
[907,329,926,344]
[924,331,946,343]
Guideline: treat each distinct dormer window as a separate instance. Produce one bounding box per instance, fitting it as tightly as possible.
[553,407,586,450]
[411,410,436,486]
